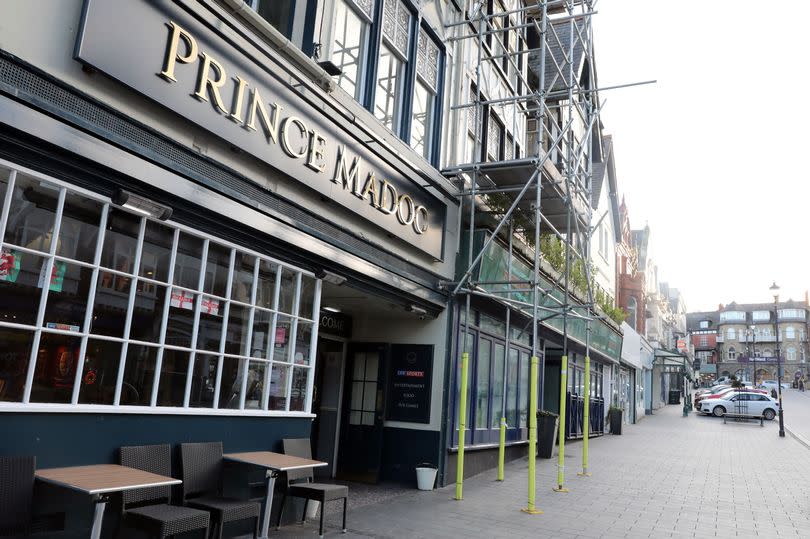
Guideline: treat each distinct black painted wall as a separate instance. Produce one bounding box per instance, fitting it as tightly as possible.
[380,427,441,485]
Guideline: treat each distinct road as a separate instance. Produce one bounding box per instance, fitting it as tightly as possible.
[264,404,810,538]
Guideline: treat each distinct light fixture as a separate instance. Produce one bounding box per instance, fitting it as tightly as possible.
[323,306,342,313]
[770,281,780,303]
[315,269,347,286]
[405,304,428,316]
[317,60,343,77]
[111,189,172,221]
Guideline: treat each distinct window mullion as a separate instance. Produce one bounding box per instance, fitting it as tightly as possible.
[262,264,283,411]
[213,248,236,409]
[238,257,261,410]
[183,239,209,408]
[112,216,147,406]
[23,186,66,404]
[284,272,303,412]
[0,169,16,253]
[303,278,322,413]
[150,228,181,407]
[71,203,110,404]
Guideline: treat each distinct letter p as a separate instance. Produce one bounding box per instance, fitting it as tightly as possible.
[158,21,198,83]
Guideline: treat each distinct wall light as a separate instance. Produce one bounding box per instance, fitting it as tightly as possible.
[111,189,173,221]
[406,305,428,316]
[316,269,347,286]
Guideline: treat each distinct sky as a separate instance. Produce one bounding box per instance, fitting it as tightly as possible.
[593,1,810,312]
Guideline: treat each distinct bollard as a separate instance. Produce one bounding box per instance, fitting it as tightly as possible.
[578,355,591,477]
[553,355,569,492]
[455,352,469,500]
[522,356,542,513]
[497,416,506,481]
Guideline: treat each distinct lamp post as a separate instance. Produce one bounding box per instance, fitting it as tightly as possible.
[749,325,757,386]
[771,282,785,437]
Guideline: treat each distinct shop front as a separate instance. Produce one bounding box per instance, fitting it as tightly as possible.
[0,0,458,534]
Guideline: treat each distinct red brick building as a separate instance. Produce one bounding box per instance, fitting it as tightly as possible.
[616,198,646,334]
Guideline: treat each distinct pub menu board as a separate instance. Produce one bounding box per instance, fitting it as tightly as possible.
[386,344,433,424]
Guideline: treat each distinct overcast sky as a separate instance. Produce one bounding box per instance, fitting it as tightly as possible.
[593,1,809,312]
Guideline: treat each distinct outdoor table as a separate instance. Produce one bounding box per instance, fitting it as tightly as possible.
[35,463,181,539]
[224,451,326,539]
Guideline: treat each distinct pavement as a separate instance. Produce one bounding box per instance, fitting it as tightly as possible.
[782,388,810,449]
[262,403,810,539]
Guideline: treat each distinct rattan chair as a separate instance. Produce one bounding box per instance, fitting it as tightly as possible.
[179,442,260,539]
[276,439,347,539]
[119,444,210,539]
[0,455,35,537]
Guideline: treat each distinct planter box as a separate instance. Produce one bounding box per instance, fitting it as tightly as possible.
[608,409,623,435]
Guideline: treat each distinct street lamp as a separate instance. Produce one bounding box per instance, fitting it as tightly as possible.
[749,325,757,386]
[771,281,786,437]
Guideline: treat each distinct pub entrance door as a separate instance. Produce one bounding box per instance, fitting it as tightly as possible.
[336,343,388,483]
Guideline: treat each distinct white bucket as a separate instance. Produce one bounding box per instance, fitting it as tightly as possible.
[415,466,437,491]
[305,500,320,519]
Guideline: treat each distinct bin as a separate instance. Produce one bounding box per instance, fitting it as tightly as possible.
[415,465,437,491]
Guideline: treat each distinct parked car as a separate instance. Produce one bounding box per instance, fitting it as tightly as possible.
[694,387,768,409]
[699,393,779,419]
[758,380,790,393]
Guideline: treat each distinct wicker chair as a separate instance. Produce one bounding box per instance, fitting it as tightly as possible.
[276,439,348,539]
[179,442,260,539]
[119,444,210,539]
[0,455,35,537]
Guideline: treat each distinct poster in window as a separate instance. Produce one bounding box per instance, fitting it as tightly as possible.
[386,344,433,423]
[0,249,20,283]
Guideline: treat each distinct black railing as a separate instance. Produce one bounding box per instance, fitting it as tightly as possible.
[565,393,605,439]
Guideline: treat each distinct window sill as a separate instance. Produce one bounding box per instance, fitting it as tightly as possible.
[0,402,316,418]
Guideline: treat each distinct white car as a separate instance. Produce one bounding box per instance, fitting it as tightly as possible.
[700,393,780,420]
[758,380,790,393]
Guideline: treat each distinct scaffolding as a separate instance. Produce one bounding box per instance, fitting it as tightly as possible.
[442,0,602,505]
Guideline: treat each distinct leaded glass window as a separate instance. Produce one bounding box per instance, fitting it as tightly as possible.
[382,0,410,58]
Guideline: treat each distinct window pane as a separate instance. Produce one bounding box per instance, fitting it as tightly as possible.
[506,348,518,427]
[250,310,272,358]
[454,332,473,432]
[100,208,141,274]
[272,315,292,363]
[332,0,368,100]
[121,344,157,406]
[254,0,293,37]
[3,175,58,253]
[43,262,91,331]
[189,354,217,408]
[173,233,204,290]
[78,339,121,405]
[255,260,277,309]
[363,381,377,411]
[231,253,255,304]
[139,221,173,283]
[57,192,103,264]
[30,333,80,403]
[91,272,131,337]
[491,343,505,428]
[0,250,47,326]
[410,81,434,159]
[132,283,169,344]
[0,328,34,402]
[196,296,223,352]
[224,305,250,356]
[290,366,308,411]
[156,349,189,407]
[374,44,404,132]
[298,275,315,319]
[166,289,196,348]
[244,360,266,409]
[218,357,245,409]
[204,243,230,298]
[277,269,297,314]
[294,322,313,365]
[519,351,528,428]
[351,381,363,410]
[268,363,290,411]
[475,338,491,429]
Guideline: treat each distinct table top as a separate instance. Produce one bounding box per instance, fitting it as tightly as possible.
[35,464,181,495]
[224,451,327,472]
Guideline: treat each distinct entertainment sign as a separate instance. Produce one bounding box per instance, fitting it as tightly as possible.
[386,344,433,424]
[74,0,445,259]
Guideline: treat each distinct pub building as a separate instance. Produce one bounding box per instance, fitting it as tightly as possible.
[0,0,459,534]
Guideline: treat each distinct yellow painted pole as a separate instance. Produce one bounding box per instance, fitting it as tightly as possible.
[522,355,542,513]
[578,355,591,477]
[497,416,506,481]
[553,355,569,492]
[455,352,469,500]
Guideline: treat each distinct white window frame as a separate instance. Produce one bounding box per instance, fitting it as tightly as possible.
[0,161,321,417]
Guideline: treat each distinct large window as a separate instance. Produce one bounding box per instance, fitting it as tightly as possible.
[727,346,736,360]
[328,0,444,164]
[0,164,321,415]
[627,296,637,330]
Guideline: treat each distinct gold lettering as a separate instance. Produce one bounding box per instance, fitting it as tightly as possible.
[397,195,415,226]
[305,130,327,172]
[332,146,362,193]
[359,172,379,206]
[377,180,398,215]
[413,206,429,234]
[158,21,198,83]
[193,52,229,113]
[280,117,309,158]
[228,76,249,124]
[245,88,282,144]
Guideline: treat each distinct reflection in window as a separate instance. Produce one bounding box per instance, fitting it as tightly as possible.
[219,357,246,410]
[268,364,289,411]
[140,221,174,283]
[475,337,491,429]
[189,354,217,408]
[43,262,91,331]
[29,333,80,404]
[506,348,518,428]
[374,44,404,132]
[410,81,434,159]
[78,339,121,405]
[490,343,505,428]
[58,192,103,264]
[121,345,157,405]
[100,209,141,275]
[3,175,57,254]
[244,360,266,409]
[0,328,34,402]
[157,349,189,407]
[290,367,308,411]
[331,0,370,100]
[0,250,47,326]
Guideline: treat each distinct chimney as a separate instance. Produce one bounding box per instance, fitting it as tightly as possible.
[805,290,808,305]
[718,303,724,310]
